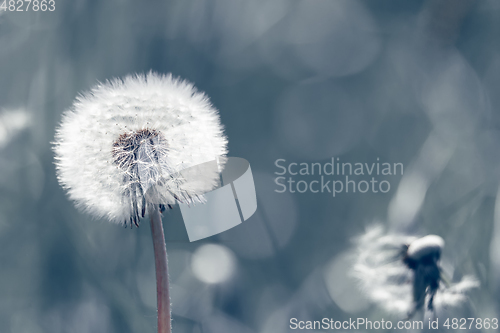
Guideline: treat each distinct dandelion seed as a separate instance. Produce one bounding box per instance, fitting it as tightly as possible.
[53,72,228,333]
[351,225,478,318]
[53,72,227,226]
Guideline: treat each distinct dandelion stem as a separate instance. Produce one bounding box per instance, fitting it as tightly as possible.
[149,204,171,333]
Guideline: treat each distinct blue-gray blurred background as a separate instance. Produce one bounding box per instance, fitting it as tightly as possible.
[1,0,500,332]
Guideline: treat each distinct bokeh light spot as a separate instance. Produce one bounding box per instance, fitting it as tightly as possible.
[191,244,236,284]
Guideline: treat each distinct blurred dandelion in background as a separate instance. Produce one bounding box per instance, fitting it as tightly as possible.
[351,225,478,318]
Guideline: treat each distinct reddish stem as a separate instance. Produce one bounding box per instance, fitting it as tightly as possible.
[149,205,171,333]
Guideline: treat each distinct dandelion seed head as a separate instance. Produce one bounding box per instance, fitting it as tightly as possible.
[351,225,414,315]
[351,225,478,317]
[434,276,479,309]
[53,72,228,225]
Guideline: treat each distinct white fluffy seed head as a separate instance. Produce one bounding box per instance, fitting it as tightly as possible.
[53,72,228,225]
[351,225,478,316]
[351,225,415,315]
